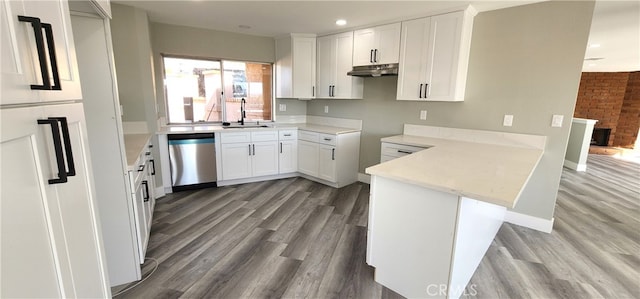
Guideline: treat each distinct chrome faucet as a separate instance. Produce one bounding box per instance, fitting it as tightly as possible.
[239,98,246,125]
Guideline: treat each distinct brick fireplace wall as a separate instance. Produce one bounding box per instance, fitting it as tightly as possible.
[614,72,640,148]
[574,72,639,148]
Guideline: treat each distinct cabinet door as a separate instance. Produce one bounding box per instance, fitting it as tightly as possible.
[292,36,316,98]
[131,176,148,263]
[279,139,298,174]
[1,103,109,298]
[426,12,463,100]
[374,23,401,65]
[252,141,279,177]
[397,17,430,101]
[298,140,319,176]
[318,144,337,182]
[316,34,334,98]
[1,106,63,298]
[221,142,252,180]
[353,28,376,66]
[1,0,82,105]
[334,31,363,99]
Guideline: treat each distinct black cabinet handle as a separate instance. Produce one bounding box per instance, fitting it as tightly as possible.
[138,164,145,172]
[424,83,429,98]
[398,150,413,154]
[331,148,335,161]
[41,23,61,90]
[419,84,423,98]
[280,142,283,154]
[150,159,156,175]
[38,119,67,184]
[312,86,315,97]
[370,49,374,63]
[18,16,50,90]
[374,49,378,63]
[49,117,75,176]
[142,180,149,202]
[252,144,255,155]
[145,151,151,156]
[249,144,252,156]
[148,144,153,148]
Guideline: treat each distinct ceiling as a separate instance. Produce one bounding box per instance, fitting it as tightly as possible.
[113,0,640,72]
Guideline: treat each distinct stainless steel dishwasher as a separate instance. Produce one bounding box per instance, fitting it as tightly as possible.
[168,133,217,191]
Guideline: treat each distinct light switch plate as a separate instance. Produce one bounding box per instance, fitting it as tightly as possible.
[503,114,513,127]
[552,115,564,127]
[324,106,329,113]
[420,110,427,120]
[279,104,286,112]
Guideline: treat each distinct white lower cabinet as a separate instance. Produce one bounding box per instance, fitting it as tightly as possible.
[298,140,320,176]
[318,144,337,182]
[279,130,298,174]
[297,130,360,188]
[220,130,280,180]
[127,139,156,264]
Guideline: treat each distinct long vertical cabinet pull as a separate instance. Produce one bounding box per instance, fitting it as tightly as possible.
[374,49,378,63]
[18,16,62,91]
[50,117,75,176]
[370,49,374,63]
[41,23,61,90]
[424,83,429,98]
[18,16,50,90]
[280,142,283,154]
[419,84,423,98]
[332,148,335,160]
[252,144,255,156]
[150,159,156,175]
[37,119,67,184]
[142,181,149,202]
[249,144,252,156]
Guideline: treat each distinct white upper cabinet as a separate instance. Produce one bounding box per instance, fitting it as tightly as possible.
[397,9,476,101]
[276,34,316,99]
[1,0,82,105]
[353,23,401,66]
[316,32,363,99]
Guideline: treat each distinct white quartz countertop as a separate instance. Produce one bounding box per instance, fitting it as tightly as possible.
[367,135,544,208]
[123,134,152,170]
[157,123,360,135]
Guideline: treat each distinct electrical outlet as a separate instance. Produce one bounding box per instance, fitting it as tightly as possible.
[420,110,427,120]
[552,115,564,127]
[503,114,513,127]
[279,104,286,112]
[324,106,329,113]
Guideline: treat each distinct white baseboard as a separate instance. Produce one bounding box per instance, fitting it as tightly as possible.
[504,211,554,233]
[563,159,587,172]
[358,173,371,184]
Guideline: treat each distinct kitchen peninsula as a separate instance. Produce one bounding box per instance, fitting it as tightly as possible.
[365,125,546,298]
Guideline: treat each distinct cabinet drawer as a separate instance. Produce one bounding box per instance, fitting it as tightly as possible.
[381,142,428,158]
[318,133,337,146]
[220,132,251,144]
[279,129,298,140]
[299,130,320,142]
[251,130,278,142]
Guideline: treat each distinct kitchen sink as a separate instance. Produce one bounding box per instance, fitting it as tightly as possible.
[222,125,270,129]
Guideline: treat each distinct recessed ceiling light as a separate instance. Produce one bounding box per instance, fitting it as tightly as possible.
[336,19,347,26]
[239,25,251,29]
[589,43,601,48]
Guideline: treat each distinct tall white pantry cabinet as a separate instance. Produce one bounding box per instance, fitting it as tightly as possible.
[1,0,111,297]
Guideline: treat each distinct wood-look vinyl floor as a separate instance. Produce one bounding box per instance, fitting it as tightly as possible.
[116,154,639,299]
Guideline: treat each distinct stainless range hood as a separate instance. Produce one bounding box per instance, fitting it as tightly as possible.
[347,63,399,77]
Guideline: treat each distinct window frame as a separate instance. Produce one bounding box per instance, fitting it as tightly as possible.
[161,53,275,125]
